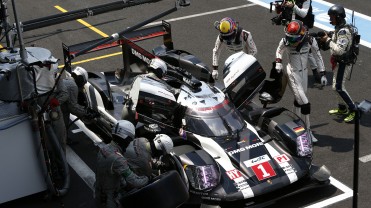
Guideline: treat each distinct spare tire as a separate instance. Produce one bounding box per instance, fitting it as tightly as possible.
[120,170,189,208]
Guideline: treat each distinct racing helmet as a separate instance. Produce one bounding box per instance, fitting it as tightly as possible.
[72,66,88,87]
[149,58,167,79]
[112,120,136,150]
[215,17,238,44]
[284,20,307,46]
[328,5,346,25]
[154,134,174,154]
[328,5,346,19]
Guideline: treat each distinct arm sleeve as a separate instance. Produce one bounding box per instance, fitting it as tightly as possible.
[212,35,223,67]
[310,37,326,72]
[54,79,69,104]
[66,80,88,118]
[293,1,310,18]
[242,30,257,57]
[276,39,286,60]
[329,28,352,56]
[113,156,149,188]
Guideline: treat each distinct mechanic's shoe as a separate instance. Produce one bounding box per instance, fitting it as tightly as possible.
[309,130,318,143]
[344,112,355,123]
[329,108,348,115]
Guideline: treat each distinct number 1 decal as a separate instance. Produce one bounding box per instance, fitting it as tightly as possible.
[257,164,271,177]
[251,161,276,180]
[244,155,277,181]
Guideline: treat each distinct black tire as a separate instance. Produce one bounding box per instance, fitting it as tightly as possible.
[120,170,189,208]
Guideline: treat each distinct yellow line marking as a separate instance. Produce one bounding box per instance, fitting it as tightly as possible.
[54,5,121,66]
[58,52,122,68]
[54,5,109,37]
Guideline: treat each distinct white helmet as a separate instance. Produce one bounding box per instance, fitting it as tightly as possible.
[154,134,173,154]
[149,58,167,78]
[112,120,136,149]
[72,66,88,87]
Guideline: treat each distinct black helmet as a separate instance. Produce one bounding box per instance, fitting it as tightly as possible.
[328,5,346,19]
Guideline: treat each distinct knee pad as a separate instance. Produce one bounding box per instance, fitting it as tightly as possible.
[301,103,311,115]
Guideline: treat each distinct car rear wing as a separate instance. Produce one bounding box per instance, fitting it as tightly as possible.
[62,20,174,73]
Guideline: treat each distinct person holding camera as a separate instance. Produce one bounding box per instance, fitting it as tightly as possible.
[275,20,326,143]
[212,17,257,80]
[319,5,357,123]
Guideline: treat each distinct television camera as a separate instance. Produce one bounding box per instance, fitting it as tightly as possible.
[270,0,293,26]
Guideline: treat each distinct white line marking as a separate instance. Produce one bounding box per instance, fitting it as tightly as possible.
[359,154,371,163]
[145,4,257,26]
[66,146,95,191]
[303,177,353,208]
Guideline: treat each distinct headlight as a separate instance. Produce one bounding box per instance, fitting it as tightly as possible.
[296,131,312,157]
[184,164,220,191]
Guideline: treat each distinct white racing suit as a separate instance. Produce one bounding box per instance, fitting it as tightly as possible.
[212,29,257,78]
[95,142,149,208]
[326,24,356,111]
[291,0,319,76]
[276,36,325,131]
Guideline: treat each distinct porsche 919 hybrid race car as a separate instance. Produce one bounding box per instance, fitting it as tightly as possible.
[62,19,331,208]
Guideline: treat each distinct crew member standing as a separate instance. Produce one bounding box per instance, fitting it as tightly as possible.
[212,17,257,80]
[320,5,357,123]
[284,0,322,84]
[275,20,326,143]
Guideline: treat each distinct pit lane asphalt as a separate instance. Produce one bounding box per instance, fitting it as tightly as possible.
[1,0,370,208]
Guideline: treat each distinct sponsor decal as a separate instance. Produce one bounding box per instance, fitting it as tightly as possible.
[201,196,222,201]
[233,180,250,191]
[226,169,242,180]
[274,154,290,164]
[281,164,297,175]
[131,48,151,65]
[244,154,277,181]
[293,126,305,133]
[228,142,264,156]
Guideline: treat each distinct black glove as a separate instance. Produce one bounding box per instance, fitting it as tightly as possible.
[86,108,100,119]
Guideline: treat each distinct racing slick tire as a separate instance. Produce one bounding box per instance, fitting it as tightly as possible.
[119,170,189,208]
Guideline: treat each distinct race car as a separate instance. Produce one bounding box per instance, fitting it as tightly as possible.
[62,17,331,208]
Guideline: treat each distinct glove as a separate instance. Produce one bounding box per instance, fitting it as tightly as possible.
[275,62,283,74]
[212,69,219,80]
[320,72,327,86]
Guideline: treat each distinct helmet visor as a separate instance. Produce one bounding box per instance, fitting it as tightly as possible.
[285,34,304,45]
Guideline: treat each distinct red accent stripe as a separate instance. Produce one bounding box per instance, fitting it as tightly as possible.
[195,99,229,111]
